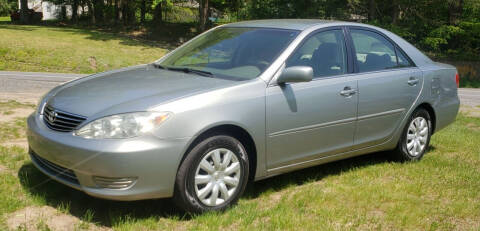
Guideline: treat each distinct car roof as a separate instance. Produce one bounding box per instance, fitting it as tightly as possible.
[224,19,341,31]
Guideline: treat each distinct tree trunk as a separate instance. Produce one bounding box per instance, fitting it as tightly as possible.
[164,1,168,21]
[368,0,376,21]
[94,0,104,23]
[154,2,163,24]
[115,0,121,23]
[87,0,96,24]
[449,0,464,25]
[127,3,136,24]
[392,1,399,25]
[20,0,29,24]
[121,0,135,25]
[140,0,146,23]
[122,0,129,25]
[198,0,209,32]
[72,0,79,24]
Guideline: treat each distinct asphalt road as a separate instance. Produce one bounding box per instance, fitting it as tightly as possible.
[0,71,84,94]
[458,88,480,107]
[1,71,479,107]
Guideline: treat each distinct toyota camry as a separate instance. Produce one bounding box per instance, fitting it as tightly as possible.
[27,19,460,213]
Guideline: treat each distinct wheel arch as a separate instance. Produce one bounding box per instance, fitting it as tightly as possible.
[416,102,437,133]
[179,124,258,182]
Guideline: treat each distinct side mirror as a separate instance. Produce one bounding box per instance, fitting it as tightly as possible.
[277,66,313,84]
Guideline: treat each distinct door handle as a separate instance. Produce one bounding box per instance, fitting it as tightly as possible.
[340,86,357,97]
[407,77,419,86]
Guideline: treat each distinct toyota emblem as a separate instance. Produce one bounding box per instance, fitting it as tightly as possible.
[49,111,58,123]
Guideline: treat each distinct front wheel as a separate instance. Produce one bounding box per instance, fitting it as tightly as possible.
[173,135,249,213]
[393,108,432,161]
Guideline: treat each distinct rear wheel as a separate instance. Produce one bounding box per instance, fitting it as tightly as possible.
[173,135,249,213]
[393,108,432,161]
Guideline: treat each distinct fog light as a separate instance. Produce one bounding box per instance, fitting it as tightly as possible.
[93,176,137,189]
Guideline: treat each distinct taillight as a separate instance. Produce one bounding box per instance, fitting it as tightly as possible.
[455,73,460,88]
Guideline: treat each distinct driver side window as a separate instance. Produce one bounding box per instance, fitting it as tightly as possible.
[286,29,347,78]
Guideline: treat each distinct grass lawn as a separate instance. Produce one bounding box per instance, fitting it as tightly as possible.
[0,99,479,230]
[0,23,169,74]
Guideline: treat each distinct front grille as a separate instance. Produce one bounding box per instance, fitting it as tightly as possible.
[30,151,79,185]
[43,105,86,132]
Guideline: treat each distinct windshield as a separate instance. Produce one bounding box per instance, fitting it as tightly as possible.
[158,27,299,81]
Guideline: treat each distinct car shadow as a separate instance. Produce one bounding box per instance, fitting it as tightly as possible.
[18,150,400,227]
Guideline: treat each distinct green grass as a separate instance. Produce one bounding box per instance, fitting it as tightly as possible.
[0,100,35,111]
[0,118,27,143]
[0,111,479,230]
[0,16,10,22]
[0,23,169,74]
[460,79,480,88]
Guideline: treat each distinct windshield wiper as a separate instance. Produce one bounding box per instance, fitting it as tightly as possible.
[166,67,215,78]
[152,63,215,78]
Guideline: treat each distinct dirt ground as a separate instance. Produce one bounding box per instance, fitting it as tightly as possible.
[6,206,110,231]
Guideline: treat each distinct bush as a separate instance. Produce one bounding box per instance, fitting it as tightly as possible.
[420,23,480,61]
[0,0,17,16]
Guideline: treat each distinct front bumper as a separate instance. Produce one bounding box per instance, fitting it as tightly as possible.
[27,113,190,201]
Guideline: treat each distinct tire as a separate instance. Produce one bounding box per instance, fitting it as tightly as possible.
[173,135,249,213]
[393,108,432,161]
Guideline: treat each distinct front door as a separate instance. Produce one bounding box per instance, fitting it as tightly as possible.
[266,29,358,170]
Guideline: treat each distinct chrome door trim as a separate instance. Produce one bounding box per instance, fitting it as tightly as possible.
[357,108,406,121]
[269,108,405,138]
[269,117,356,137]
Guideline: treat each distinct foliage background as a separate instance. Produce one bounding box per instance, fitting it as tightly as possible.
[1,0,479,83]
[0,0,17,16]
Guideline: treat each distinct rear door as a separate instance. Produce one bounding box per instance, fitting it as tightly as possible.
[347,27,423,148]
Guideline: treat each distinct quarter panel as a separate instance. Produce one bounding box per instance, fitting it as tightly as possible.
[420,63,460,133]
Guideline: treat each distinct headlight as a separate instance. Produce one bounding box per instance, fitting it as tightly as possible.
[75,112,171,139]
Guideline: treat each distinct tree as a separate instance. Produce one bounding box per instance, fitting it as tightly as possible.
[198,0,209,31]
[368,0,375,20]
[0,0,17,16]
[20,0,28,23]
[449,0,464,25]
[153,1,163,23]
[71,0,79,23]
[86,0,95,24]
[141,0,146,23]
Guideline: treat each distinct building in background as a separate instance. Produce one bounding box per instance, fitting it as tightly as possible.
[18,0,79,20]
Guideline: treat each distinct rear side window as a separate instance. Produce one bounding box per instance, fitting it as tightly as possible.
[350,29,412,72]
[286,29,347,78]
[396,47,413,68]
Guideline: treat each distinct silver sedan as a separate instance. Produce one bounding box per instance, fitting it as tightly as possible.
[27,19,460,213]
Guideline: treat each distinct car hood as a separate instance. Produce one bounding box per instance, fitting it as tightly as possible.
[47,65,238,117]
